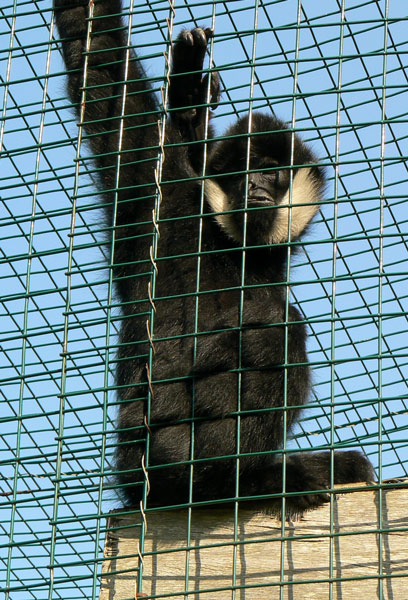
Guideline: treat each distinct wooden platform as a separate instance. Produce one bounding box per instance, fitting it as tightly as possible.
[99,482,408,599]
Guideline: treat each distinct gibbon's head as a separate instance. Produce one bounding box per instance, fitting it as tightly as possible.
[204,113,325,247]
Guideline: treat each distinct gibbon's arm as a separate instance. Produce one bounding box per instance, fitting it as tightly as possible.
[54,0,162,190]
[53,0,212,298]
[168,28,220,156]
[54,1,215,195]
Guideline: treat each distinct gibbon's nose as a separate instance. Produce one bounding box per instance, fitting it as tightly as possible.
[248,177,256,192]
[248,172,265,191]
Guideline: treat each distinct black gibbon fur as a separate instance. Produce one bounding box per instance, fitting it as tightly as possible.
[54,0,374,513]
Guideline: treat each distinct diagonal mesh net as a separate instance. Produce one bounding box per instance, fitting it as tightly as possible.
[1,1,407,598]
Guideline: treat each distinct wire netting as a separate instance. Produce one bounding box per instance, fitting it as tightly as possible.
[1,0,408,598]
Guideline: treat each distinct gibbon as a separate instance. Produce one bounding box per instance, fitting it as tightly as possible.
[54,0,373,513]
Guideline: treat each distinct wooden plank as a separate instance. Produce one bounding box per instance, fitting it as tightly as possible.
[100,482,408,599]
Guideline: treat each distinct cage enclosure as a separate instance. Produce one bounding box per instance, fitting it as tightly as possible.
[1,1,408,599]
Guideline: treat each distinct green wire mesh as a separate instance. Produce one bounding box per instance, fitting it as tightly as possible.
[1,0,408,598]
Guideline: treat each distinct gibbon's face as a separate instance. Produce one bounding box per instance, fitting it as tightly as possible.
[204,116,323,246]
[218,158,293,246]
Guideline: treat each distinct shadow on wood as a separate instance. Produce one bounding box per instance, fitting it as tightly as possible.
[100,482,408,599]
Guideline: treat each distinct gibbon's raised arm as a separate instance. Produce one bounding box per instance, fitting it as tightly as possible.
[54,0,159,174]
[53,0,208,299]
[54,0,374,515]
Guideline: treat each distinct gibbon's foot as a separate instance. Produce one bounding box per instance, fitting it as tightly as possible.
[266,461,331,513]
[331,450,375,484]
[257,451,374,515]
[283,472,331,512]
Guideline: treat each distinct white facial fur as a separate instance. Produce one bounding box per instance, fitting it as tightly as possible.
[204,167,320,244]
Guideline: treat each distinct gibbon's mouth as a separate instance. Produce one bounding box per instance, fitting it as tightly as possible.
[247,196,275,207]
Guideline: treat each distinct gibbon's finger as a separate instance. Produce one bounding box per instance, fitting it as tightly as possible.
[190,27,210,47]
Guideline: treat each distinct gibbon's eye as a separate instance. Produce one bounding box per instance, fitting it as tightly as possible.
[263,170,279,185]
